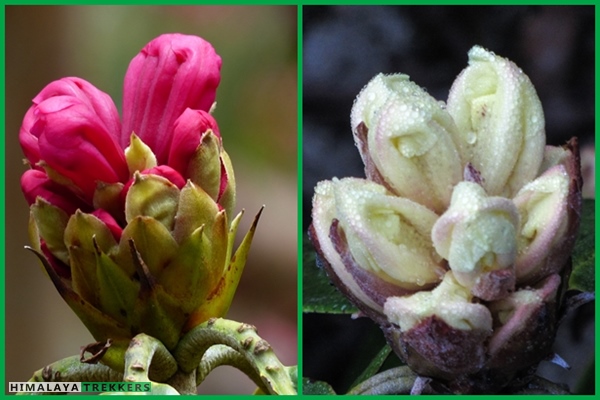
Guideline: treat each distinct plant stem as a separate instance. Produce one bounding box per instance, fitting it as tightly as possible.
[123,333,178,383]
[347,366,418,395]
[17,355,122,395]
[174,317,297,394]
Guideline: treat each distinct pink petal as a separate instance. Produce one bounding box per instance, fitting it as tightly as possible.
[91,209,123,240]
[34,96,129,202]
[33,77,121,137]
[168,108,220,177]
[20,169,89,215]
[121,33,222,164]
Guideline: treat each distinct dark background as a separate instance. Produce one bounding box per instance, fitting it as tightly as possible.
[302,5,595,394]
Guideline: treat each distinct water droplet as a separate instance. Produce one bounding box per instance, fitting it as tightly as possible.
[466,131,477,145]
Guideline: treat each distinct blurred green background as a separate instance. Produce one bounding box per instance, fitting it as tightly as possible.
[5,6,297,394]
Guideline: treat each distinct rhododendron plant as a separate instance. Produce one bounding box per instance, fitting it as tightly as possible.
[310,46,588,394]
[19,33,295,395]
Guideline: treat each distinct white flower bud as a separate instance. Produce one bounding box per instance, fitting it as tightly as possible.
[351,74,462,213]
[447,46,545,197]
[384,271,492,332]
[432,181,519,300]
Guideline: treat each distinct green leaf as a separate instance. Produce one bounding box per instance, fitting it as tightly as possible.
[569,199,595,292]
[349,344,392,389]
[302,233,357,314]
[302,378,336,395]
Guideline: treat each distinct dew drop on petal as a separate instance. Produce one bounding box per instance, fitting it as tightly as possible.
[466,131,477,145]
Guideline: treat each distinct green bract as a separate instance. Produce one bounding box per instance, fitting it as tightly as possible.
[27,130,261,373]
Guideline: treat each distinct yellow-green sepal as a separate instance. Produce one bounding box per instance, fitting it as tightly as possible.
[117,216,178,278]
[160,209,228,315]
[218,149,236,222]
[171,180,219,244]
[96,248,140,326]
[125,133,157,175]
[187,130,221,201]
[30,197,70,264]
[25,246,132,350]
[183,207,263,331]
[93,182,125,225]
[159,226,214,313]
[127,240,186,350]
[64,211,119,305]
[125,172,179,231]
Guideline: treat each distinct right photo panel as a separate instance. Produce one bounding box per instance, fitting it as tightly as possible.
[302,5,595,395]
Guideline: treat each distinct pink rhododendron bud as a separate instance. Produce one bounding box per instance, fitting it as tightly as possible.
[168,108,220,177]
[27,95,129,202]
[141,165,186,189]
[19,107,40,166]
[167,108,235,217]
[20,77,122,166]
[350,73,462,213]
[21,169,88,215]
[432,181,519,300]
[447,46,545,197]
[19,34,261,374]
[121,33,222,163]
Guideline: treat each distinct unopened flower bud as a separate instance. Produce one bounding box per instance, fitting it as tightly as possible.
[168,108,223,201]
[19,34,260,373]
[19,77,122,166]
[432,181,519,300]
[310,44,585,394]
[513,165,571,284]
[121,34,222,163]
[311,177,445,317]
[21,169,88,215]
[488,274,561,373]
[350,74,462,213]
[22,93,129,203]
[321,177,444,288]
[384,271,492,332]
[447,46,546,197]
[383,272,492,378]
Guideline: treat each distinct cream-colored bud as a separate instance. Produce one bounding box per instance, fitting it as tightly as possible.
[384,271,492,332]
[331,177,445,289]
[432,181,519,298]
[447,46,545,197]
[351,73,462,213]
[513,165,570,283]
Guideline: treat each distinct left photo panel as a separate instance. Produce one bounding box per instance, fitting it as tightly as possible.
[6,6,298,395]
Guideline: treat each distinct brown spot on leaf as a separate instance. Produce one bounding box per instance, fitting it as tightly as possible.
[80,338,113,364]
